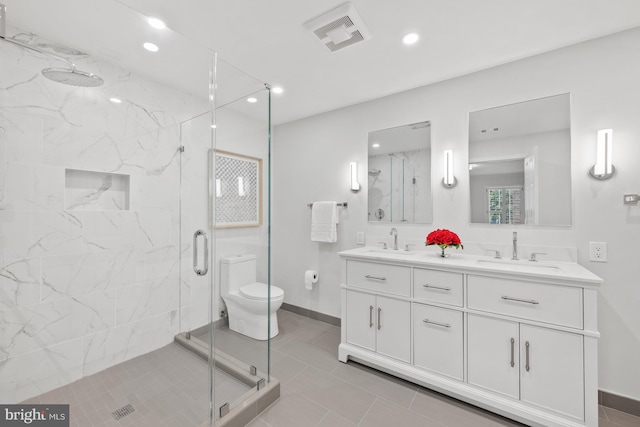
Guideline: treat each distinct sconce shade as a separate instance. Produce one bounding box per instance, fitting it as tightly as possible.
[443,150,457,188]
[350,161,360,192]
[589,129,615,180]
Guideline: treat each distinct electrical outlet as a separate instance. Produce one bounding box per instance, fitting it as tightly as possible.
[356,232,365,245]
[589,242,608,262]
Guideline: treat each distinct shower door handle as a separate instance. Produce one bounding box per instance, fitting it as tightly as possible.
[193,229,209,276]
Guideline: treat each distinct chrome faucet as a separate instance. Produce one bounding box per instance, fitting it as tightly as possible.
[390,227,398,250]
[512,231,518,260]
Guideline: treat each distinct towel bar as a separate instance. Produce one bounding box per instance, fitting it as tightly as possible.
[307,202,348,208]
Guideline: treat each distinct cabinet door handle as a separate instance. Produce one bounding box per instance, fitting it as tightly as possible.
[377,307,382,330]
[369,305,374,328]
[510,338,515,367]
[422,284,451,291]
[501,296,539,305]
[525,341,531,372]
[365,275,386,281]
[422,319,451,328]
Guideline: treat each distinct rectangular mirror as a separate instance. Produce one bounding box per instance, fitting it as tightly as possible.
[368,121,432,224]
[468,93,571,226]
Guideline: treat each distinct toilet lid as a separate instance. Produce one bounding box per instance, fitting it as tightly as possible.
[239,282,284,300]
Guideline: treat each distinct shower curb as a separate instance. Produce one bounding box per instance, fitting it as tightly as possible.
[175,332,280,427]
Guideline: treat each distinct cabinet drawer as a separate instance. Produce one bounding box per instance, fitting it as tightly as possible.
[346,260,410,297]
[413,303,463,380]
[467,275,583,329]
[414,268,463,306]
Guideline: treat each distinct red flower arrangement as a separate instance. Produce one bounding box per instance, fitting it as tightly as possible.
[426,229,463,257]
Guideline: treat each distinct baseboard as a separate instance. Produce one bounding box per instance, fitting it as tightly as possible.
[599,390,640,418]
[281,302,341,327]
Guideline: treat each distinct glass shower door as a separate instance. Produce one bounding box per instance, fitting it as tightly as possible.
[178,56,274,425]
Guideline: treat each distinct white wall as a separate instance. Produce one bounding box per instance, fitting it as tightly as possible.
[272,27,640,400]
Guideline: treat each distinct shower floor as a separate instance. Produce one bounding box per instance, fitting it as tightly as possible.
[22,342,251,427]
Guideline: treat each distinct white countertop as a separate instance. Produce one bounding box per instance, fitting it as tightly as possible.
[338,247,603,286]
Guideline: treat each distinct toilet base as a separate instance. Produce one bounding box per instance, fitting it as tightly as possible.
[228,311,279,340]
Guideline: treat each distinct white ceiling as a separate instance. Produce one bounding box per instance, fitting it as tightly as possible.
[3,0,640,125]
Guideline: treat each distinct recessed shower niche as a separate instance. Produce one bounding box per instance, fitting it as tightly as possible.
[64,168,130,211]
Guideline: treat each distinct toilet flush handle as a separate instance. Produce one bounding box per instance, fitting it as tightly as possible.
[193,229,209,276]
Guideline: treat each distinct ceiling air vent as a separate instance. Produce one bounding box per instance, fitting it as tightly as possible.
[303,2,371,52]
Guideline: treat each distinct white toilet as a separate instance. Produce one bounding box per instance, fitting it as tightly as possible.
[220,254,284,340]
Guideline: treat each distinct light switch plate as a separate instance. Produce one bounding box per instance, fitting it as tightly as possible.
[356,232,365,245]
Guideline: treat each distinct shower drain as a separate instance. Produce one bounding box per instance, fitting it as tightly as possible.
[111,403,136,420]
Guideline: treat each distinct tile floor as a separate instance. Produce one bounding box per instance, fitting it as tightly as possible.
[23,308,640,427]
[23,343,249,427]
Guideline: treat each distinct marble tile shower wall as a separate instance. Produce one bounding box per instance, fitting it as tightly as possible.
[0,31,209,402]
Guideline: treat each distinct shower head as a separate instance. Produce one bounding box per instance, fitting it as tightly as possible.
[41,67,104,87]
[1,4,103,87]
[368,169,381,176]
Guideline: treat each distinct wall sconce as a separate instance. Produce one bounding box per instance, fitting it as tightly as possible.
[350,161,360,192]
[589,129,615,180]
[442,150,457,188]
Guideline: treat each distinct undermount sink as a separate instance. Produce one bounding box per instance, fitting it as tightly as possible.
[364,248,417,256]
[476,258,561,271]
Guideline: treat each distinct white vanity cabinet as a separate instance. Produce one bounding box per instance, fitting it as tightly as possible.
[338,249,602,427]
[468,315,584,420]
[346,290,411,362]
[344,260,411,362]
[413,302,464,380]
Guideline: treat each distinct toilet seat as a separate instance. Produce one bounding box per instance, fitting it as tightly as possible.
[239,282,284,301]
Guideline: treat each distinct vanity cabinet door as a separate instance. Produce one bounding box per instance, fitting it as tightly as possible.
[520,324,584,421]
[376,295,411,362]
[413,303,463,380]
[345,290,376,352]
[467,314,520,399]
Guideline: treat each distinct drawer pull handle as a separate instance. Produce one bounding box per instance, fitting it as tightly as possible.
[423,284,451,291]
[378,307,382,330]
[510,338,515,367]
[365,275,387,281]
[501,296,539,305]
[369,305,374,328]
[422,319,451,328]
[525,341,531,372]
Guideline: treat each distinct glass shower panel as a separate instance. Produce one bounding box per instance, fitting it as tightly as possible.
[210,60,272,420]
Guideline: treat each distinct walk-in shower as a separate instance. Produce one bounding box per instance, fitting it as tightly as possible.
[0,1,276,425]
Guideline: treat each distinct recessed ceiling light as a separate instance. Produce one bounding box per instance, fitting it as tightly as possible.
[210,124,217,129]
[372,143,380,148]
[402,32,420,45]
[247,97,257,103]
[143,42,159,52]
[271,86,283,94]
[147,17,166,30]
[109,97,122,104]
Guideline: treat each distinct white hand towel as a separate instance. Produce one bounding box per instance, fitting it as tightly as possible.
[311,201,338,243]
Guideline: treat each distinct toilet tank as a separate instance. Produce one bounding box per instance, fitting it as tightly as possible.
[220,254,257,293]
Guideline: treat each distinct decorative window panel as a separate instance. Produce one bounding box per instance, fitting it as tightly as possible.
[213,150,262,228]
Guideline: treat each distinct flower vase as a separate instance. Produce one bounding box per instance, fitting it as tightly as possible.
[440,246,449,258]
